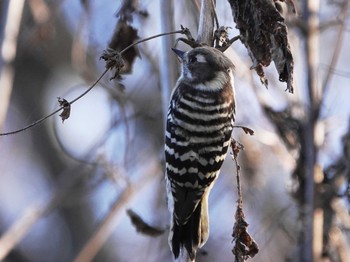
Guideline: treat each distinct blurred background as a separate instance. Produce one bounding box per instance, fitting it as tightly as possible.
[0,0,350,261]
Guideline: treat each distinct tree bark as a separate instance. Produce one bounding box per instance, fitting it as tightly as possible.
[300,0,320,261]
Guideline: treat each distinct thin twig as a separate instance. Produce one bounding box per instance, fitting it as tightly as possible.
[235,163,242,206]
[0,69,109,136]
[231,138,259,260]
[320,1,348,102]
[233,151,242,206]
[69,68,108,105]
[230,138,243,206]
[120,29,184,54]
[211,0,219,29]
[0,107,63,136]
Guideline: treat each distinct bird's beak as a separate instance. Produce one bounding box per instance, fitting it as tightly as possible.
[172,48,185,60]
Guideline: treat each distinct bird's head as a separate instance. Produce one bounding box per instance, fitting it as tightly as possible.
[172,46,234,84]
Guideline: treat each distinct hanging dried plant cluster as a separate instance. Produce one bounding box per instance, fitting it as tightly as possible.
[228,0,296,93]
[232,205,259,261]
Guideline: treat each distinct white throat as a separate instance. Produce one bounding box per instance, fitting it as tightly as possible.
[193,71,230,92]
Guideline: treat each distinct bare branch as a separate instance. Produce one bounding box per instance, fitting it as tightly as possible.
[230,139,259,261]
[0,202,47,259]
[197,0,216,46]
[321,1,349,98]
[0,0,25,131]
[74,171,157,262]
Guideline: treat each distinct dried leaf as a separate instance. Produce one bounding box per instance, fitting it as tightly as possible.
[242,127,254,136]
[101,0,143,80]
[234,126,255,136]
[214,26,231,48]
[57,97,70,123]
[231,138,244,159]
[107,21,139,75]
[126,209,165,237]
[100,49,125,80]
[232,205,259,261]
[116,0,148,22]
[228,0,295,93]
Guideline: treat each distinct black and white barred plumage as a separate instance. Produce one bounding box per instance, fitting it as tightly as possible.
[165,46,235,261]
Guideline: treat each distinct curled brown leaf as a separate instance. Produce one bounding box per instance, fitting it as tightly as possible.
[100,49,125,80]
[232,205,259,261]
[230,138,244,160]
[57,97,71,123]
[107,21,139,75]
[233,125,255,136]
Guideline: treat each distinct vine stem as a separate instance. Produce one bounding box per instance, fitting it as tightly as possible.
[233,152,243,206]
[69,68,108,105]
[120,29,184,54]
[0,69,109,136]
[0,29,185,136]
[236,161,242,206]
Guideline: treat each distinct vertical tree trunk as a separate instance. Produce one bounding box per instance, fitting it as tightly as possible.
[300,0,320,261]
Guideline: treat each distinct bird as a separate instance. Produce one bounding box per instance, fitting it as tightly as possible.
[165,46,236,261]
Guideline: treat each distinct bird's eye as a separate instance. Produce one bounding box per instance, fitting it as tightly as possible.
[189,56,197,63]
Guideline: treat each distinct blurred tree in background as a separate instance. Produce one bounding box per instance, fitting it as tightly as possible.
[0,0,350,262]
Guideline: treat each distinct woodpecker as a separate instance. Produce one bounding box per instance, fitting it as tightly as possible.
[165,46,235,261]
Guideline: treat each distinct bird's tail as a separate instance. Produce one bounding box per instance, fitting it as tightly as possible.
[169,193,210,261]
